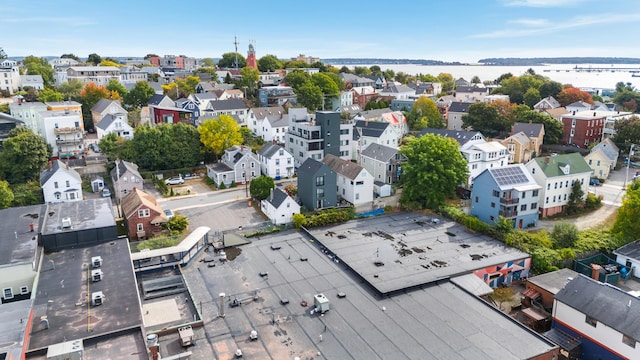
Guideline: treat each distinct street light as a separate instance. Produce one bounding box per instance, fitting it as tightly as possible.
[624,143,637,190]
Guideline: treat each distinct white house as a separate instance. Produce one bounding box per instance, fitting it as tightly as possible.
[261,187,300,225]
[259,113,288,144]
[533,96,561,111]
[40,160,83,203]
[551,275,640,359]
[96,113,134,140]
[378,82,416,100]
[91,99,127,127]
[352,120,402,161]
[461,141,509,184]
[9,100,48,135]
[0,60,21,95]
[359,143,406,185]
[38,109,85,157]
[207,145,260,187]
[20,75,44,90]
[247,105,285,136]
[257,143,294,179]
[585,138,619,179]
[525,153,592,217]
[322,154,374,207]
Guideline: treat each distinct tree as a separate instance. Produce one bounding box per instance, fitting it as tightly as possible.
[353,66,371,76]
[240,66,260,96]
[57,79,84,100]
[0,127,50,184]
[199,115,243,159]
[0,47,6,59]
[494,73,513,84]
[470,75,481,84]
[165,215,189,235]
[311,72,340,98]
[0,180,14,209]
[144,54,159,60]
[257,55,282,72]
[513,106,563,145]
[523,88,541,109]
[200,58,216,67]
[613,115,640,148]
[339,66,351,74]
[566,180,585,214]
[10,180,42,206]
[217,52,246,69]
[538,81,563,99]
[491,287,514,310]
[551,222,579,249]
[0,103,8,114]
[556,87,594,107]
[462,102,510,137]
[107,79,128,99]
[124,81,156,109]
[283,70,311,92]
[129,124,200,170]
[437,73,454,92]
[407,96,443,130]
[297,82,323,111]
[37,88,64,102]
[79,83,111,130]
[87,53,102,65]
[399,134,469,209]
[22,55,55,86]
[61,53,80,62]
[249,176,275,201]
[383,70,395,82]
[369,65,382,76]
[612,180,640,242]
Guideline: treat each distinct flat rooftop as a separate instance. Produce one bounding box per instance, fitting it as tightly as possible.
[28,237,143,351]
[41,198,115,235]
[0,299,33,359]
[528,268,580,295]
[181,224,557,360]
[0,204,44,265]
[306,212,531,295]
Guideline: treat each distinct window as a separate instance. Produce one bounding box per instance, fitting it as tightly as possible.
[66,180,70,187]
[623,334,636,348]
[138,209,150,217]
[532,190,539,197]
[3,288,13,300]
[69,193,75,200]
[554,182,558,189]
[491,202,495,208]
[520,204,527,211]
[137,223,144,231]
[20,286,29,294]
[492,190,500,197]
[564,194,567,201]
[316,176,324,186]
[275,159,280,165]
[279,149,284,156]
[55,193,61,200]
[54,181,59,189]
[287,158,292,164]
[532,168,535,174]
[585,315,597,327]
[316,188,325,198]
[531,203,537,209]
[553,195,556,202]
[356,193,360,200]
[522,192,526,199]
[545,197,549,204]
[547,184,550,190]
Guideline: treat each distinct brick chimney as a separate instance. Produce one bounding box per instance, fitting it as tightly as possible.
[545,156,550,164]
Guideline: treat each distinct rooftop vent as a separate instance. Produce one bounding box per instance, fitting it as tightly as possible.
[91,269,103,282]
[61,217,72,229]
[91,256,103,269]
[91,291,104,306]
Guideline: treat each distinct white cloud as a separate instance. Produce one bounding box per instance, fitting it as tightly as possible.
[507,18,550,27]
[503,0,589,7]
[472,13,640,38]
[3,17,95,26]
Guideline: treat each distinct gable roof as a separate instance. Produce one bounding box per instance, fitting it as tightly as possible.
[91,98,121,113]
[530,153,592,177]
[506,131,531,145]
[257,143,285,158]
[250,106,285,121]
[456,86,488,93]
[147,94,172,106]
[110,159,140,180]
[297,158,327,177]
[420,128,485,145]
[121,188,167,224]
[555,274,640,340]
[590,138,619,161]
[265,187,290,208]
[381,82,415,94]
[97,113,126,130]
[614,240,640,260]
[448,102,473,113]
[512,122,544,137]
[360,143,399,162]
[207,98,248,111]
[484,164,539,191]
[534,96,560,109]
[40,160,81,186]
[322,154,364,180]
[353,120,390,140]
[566,101,591,109]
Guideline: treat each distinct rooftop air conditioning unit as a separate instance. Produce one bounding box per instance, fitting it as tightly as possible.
[61,217,72,229]
[91,269,103,282]
[91,256,103,268]
[91,291,104,306]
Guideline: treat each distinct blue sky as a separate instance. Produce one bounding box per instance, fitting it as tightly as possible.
[2,0,639,63]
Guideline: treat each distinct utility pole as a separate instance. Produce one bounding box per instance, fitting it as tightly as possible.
[624,143,636,190]
[233,36,239,70]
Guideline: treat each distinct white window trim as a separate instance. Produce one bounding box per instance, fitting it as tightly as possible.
[3,287,13,299]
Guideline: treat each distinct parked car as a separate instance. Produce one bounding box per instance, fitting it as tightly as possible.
[164,209,175,219]
[182,173,199,180]
[165,176,184,185]
[90,143,101,153]
[589,178,601,186]
[101,188,111,198]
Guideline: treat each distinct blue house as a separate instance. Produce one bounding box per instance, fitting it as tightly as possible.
[470,164,541,229]
[175,98,200,126]
[297,158,337,211]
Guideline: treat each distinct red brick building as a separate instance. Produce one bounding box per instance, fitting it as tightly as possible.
[560,111,606,149]
[150,106,192,126]
[121,188,168,240]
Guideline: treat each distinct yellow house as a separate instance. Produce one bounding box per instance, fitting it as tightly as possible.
[500,132,532,164]
[585,138,619,179]
[511,122,545,157]
[45,101,84,122]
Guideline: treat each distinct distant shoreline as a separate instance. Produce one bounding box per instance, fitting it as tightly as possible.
[324,57,640,67]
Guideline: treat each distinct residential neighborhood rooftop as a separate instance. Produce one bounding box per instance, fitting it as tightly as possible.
[40,198,116,235]
[0,204,44,265]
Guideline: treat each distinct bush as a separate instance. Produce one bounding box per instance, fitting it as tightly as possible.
[219,182,227,190]
[230,181,237,188]
[292,213,307,229]
[205,177,216,186]
[298,208,356,228]
[383,205,394,213]
[585,193,603,210]
[551,222,579,249]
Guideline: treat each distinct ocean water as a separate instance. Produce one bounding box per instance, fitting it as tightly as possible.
[332,63,640,90]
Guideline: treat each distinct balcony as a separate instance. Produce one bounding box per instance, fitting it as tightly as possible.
[54,127,82,135]
[55,137,82,145]
[500,197,519,205]
[499,210,518,218]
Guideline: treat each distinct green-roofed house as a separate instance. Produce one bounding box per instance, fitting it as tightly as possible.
[525,153,593,217]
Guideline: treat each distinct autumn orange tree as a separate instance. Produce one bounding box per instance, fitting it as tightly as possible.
[79,83,118,130]
[556,87,594,107]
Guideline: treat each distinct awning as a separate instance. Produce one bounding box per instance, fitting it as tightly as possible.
[450,273,494,296]
[522,307,549,322]
[544,328,582,352]
[522,288,541,300]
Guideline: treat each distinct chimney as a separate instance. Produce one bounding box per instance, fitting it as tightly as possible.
[48,160,52,170]
[269,188,274,202]
[545,156,550,164]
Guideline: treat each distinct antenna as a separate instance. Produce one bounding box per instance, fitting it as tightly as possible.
[233,36,239,70]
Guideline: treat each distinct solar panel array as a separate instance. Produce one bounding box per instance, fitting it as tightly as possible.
[491,166,530,186]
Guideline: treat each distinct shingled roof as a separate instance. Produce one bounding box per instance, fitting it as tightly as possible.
[322,154,364,180]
